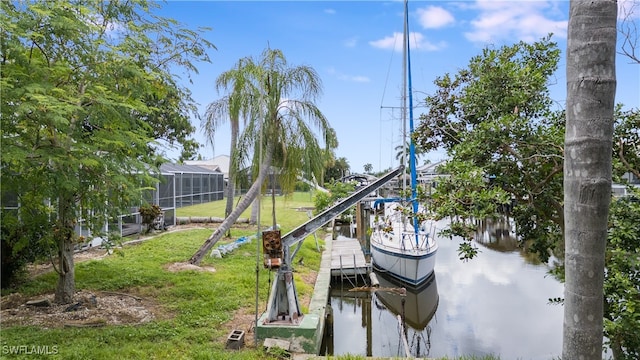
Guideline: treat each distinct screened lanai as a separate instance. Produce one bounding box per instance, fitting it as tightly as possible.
[1,163,224,247]
[78,163,224,242]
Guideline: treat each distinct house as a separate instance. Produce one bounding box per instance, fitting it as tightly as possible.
[416,160,449,189]
[185,155,230,180]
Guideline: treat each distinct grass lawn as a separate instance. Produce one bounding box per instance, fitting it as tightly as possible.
[1,192,323,359]
[176,192,317,229]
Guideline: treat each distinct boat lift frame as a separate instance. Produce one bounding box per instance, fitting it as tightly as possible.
[263,165,404,324]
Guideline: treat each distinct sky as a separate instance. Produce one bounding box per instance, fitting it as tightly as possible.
[155,0,640,174]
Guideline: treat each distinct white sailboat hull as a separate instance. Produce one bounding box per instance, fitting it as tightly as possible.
[371,240,437,286]
[370,204,438,286]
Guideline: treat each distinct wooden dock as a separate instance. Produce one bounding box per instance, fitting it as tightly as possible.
[330,235,370,279]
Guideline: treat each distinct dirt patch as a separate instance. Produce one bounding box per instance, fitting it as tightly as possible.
[165,262,216,273]
[223,306,261,348]
[0,290,167,329]
[26,247,112,278]
[219,269,319,349]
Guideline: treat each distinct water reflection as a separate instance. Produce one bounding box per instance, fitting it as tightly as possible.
[374,272,439,358]
[475,217,519,252]
[474,217,545,265]
[325,219,564,359]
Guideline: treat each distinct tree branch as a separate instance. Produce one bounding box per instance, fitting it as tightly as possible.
[618,139,640,179]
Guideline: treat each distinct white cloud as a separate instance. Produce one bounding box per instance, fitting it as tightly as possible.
[340,74,371,83]
[327,67,370,83]
[417,6,455,29]
[464,0,567,44]
[370,32,446,52]
[324,8,336,15]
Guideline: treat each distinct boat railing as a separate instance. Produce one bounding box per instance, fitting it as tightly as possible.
[399,230,435,252]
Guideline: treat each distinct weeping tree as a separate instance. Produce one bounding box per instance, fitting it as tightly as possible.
[0,1,212,303]
[563,0,617,359]
[189,48,336,265]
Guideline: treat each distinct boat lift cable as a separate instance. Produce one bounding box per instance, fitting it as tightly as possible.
[379,18,400,173]
[379,24,399,111]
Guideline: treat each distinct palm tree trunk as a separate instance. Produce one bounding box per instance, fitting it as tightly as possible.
[225,120,239,236]
[250,197,259,225]
[189,147,274,265]
[563,1,617,359]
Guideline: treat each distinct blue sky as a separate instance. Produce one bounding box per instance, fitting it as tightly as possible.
[156,1,639,174]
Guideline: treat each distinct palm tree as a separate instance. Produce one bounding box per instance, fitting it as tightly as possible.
[202,101,239,228]
[394,140,423,169]
[364,163,373,174]
[189,47,336,265]
[202,58,251,235]
[563,1,617,359]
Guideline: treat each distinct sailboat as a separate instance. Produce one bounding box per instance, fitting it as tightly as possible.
[369,0,438,286]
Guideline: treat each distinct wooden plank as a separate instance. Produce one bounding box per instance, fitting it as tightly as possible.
[329,236,370,276]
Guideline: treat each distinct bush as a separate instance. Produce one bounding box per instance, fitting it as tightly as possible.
[139,204,162,234]
[295,181,311,192]
[313,181,356,215]
[1,212,51,289]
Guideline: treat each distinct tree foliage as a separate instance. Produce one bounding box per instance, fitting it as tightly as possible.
[324,156,350,182]
[604,191,640,360]
[0,0,213,301]
[313,181,356,215]
[189,48,337,265]
[613,106,640,181]
[413,36,563,260]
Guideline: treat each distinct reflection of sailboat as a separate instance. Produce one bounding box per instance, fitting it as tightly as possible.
[369,0,437,286]
[375,271,439,330]
[374,271,439,358]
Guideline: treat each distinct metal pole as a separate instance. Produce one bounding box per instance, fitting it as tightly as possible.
[254,105,264,346]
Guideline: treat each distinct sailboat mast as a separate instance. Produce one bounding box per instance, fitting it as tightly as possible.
[404,0,420,243]
[407,2,418,206]
[401,0,408,198]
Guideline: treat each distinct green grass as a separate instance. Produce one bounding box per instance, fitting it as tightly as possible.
[1,193,322,359]
[1,192,502,359]
[176,191,317,230]
[312,356,499,360]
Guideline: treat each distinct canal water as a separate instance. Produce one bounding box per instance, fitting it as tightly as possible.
[322,219,564,359]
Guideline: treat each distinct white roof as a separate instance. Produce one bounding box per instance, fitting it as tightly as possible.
[416,160,447,174]
[185,155,230,178]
